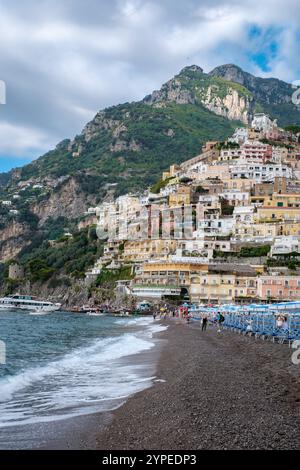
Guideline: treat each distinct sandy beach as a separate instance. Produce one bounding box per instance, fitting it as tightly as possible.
[96,319,300,450]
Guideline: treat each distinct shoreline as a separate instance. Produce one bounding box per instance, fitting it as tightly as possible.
[95,319,300,450]
[0,318,166,450]
[1,318,299,450]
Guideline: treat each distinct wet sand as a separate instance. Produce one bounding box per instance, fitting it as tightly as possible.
[96,320,300,450]
[0,327,164,450]
[2,319,299,450]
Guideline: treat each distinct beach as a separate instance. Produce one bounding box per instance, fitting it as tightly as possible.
[0,313,165,449]
[1,317,299,450]
[96,319,300,450]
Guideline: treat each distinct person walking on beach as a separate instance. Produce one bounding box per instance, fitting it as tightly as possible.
[202,316,208,331]
[153,312,157,320]
[217,312,225,333]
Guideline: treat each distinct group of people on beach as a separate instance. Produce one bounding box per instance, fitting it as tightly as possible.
[194,311,225,332]
[152,305,227,334]
[152,308,176,321]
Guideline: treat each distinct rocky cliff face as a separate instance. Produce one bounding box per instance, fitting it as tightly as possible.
[209,64,294,105]
[29,176,97,225]
[144,78,196,106]
[201,86,251,124]
[144,65,254,124]
[0,221,31,262]
[143,64,299,126]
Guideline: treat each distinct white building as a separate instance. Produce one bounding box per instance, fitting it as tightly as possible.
[198,194,220,209]
[219,190,250,206]
[196,217,235,237]
[233,206,255,223]
[160,184,178,197]
[132,285,181,299]
[251,113,277,132]
[219,148,243,161]
[230,161,292,182]
[96,194,143,241]
[271,236,300,256]
[228,127,248,144]
[87,207,97,215]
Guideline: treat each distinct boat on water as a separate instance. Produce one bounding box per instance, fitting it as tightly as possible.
[0,294,61,312]
[86,311,105,316]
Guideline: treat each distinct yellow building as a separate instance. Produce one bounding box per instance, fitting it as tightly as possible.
[189,266,258,303]
[263,192,300,208]
[248,128,263,140]
[169,186,191,206]
[134,260,209,290]
[235,219,300,239]
[235,222,278,239]
[190,271,236,303]
[255,207,300,223]
[278,221,300,236]
[285,146,300,167]
[134,261,260,303]
[223,177,254,192]
[251,178,290,205]
[162,164,181,181]
[122,239,178,262]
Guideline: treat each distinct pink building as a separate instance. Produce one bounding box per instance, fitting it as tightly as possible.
[257,275,300,301]
[242,143,272,161]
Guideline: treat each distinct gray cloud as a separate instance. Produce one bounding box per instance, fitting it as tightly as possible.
[0,0,299,163]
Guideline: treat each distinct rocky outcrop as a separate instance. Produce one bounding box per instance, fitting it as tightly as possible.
[81,113,128,143]
[110,138,141,153]
[144,65,253,123]
[143,63,297,126]
[202,86,251,124]
[164,128,175,137]
[209,64,294,105]
[144,78,196,105]
[29,177,96,225]
[0,221,31,262]
[0,220,26,242]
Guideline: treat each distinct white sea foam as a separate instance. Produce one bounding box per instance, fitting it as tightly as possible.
[0,325,161,427]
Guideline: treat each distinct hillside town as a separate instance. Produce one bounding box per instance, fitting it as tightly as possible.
[82,113,300,305]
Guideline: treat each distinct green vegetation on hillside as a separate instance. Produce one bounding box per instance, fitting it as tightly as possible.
[0,227,104,291]
[95,266,134,286]
[177,68,253,100]
[239,245,271,257]
[17,101,239,196]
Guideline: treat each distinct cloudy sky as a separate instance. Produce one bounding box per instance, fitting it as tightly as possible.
[0,0,300,172]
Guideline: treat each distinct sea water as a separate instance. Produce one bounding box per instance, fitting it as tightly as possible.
[0,310,166,429]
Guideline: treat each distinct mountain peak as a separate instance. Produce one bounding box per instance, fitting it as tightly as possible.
[179,64,204,75]
[209,64,249,85]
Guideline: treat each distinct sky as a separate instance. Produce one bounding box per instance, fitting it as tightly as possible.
[0,0,300,172]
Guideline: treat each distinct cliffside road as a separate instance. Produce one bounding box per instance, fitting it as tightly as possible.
[97,321,300,450]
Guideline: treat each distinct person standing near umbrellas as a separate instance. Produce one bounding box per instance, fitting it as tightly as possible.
[202,315,208,331]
